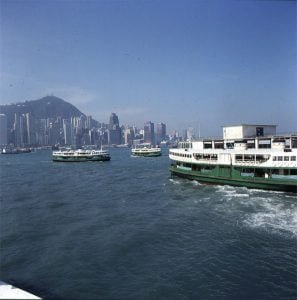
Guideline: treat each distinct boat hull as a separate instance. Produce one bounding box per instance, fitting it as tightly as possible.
[52,155,110,162]
[170,165,297,193]
[132,152,162,157]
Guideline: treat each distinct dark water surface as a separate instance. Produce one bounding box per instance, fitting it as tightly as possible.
[0,148,296,300]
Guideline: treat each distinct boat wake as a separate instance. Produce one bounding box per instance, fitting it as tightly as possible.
[243,197,297,238]
[169,178,182,185]
[211,185,297,238]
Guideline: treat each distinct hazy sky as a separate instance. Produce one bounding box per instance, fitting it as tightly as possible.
[0,0,296,135]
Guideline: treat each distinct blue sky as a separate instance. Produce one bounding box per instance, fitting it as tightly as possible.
[0,0,296,136]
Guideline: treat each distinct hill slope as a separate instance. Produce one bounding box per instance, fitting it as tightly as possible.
[0,96,85,120]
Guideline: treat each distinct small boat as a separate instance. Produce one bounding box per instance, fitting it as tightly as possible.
[52,148,110,162]
[1,148,32,154]
[131,145,162,157]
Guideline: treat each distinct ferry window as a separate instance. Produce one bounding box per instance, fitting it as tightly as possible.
[291,156,296,161]
[256,155,265,161]
[204,143,212,149]
[277,156,283,161]
[273,156,277,161]
[236,155,243,160]
[244,155,255,161]
[194,154,203,160]
[284,156,289,161]
[291,169,297,175]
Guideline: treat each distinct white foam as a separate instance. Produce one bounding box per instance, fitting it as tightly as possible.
[192,180,202,186]
[169,178,182,185]
[244,199,297,237]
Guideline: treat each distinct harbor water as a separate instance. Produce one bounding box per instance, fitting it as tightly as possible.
[0,148,296,300]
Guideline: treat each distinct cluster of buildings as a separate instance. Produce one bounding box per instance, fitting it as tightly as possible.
[0,112,171,149]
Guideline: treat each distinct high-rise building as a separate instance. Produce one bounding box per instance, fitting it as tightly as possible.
[144,121,155,145]
[187,127,195,141]
[0,114,7,146]
[108,113,121,145]
[63,119,72,145]
[156,122,166,145]
[109,113,119,129]
[123,126,135,145]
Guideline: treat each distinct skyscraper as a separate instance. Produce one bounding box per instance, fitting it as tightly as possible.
[0,114,7,146]
[108,113,121,145]
[144,121,155,146]
[156,122,166,145]
[109,113,119,129]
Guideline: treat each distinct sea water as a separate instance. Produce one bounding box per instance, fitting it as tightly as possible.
[0,148,296,300]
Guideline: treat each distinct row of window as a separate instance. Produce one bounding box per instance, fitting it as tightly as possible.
[235,154,270,162]
[171,152,192,158]
[273,156,296,161]
[176,162,297,177]
[172,152,297,163]
[193,153,218,160]
[238,167,297,177]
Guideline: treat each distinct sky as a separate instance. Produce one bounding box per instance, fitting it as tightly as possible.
[0,0,296,136]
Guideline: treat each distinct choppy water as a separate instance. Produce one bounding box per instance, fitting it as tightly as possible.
[0,148,296,300]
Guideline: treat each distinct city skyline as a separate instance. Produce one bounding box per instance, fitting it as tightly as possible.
[0,99,174,148]
[0,0,296,135]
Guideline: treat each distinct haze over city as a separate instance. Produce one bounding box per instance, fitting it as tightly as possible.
[0,0,296,135]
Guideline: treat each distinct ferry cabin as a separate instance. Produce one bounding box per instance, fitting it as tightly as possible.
[169,124,297,192]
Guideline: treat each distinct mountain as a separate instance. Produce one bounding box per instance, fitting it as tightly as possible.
[0,96,85,120]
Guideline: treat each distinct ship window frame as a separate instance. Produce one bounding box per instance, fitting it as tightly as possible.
[291,156,296,161]
[277,156,283,161]
[244,155,255,161]
[236,154,243,161]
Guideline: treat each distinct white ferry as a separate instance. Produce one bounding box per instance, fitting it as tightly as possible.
[131,144,162,157]
[52,148,110,162]
[169,124,297,192]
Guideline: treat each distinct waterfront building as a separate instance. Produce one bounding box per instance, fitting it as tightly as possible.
[63,119,72,145]
[123,126,135,146]
[156,122,166,145]
[108,113,121,145]
[187,127,196,141]
[0,114,7,146]
[144,121,155,146]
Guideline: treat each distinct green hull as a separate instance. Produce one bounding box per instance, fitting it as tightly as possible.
[132,152,162,157]
[53,156,110,162]
[170,165,297,193]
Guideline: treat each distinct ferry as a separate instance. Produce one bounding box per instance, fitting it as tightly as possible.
[131,144,162,157]
[52,148,110,162]
[1,147,32,154]
[169,124,297,192]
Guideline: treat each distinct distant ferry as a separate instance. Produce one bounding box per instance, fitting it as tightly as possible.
[131,144,162,157]
[1,148,32,154]
[169,124,297,193]
[52,149,110,162]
